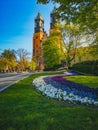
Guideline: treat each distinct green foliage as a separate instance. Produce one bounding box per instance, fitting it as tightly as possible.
[60,23,84,68]
[43,35,63,69]
[72,60,98,75]
[38,1,98,66]
[0,49,17,72]
[0,72,98,130]
[75,47,89,63]
[0,49,31,72]
[30,60,37,71]
[44,64,62,71]
[37,0,98,56]
[89,45,98,60]
[73,45,98,65]
[37,0,98,33]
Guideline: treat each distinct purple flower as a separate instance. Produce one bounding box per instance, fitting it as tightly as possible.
[43,75,98,100]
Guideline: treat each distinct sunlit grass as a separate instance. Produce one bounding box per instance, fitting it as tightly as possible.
[0,72,98,130]
[66,76,98,88]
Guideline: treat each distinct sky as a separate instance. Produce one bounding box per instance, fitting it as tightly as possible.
[0,0,54,57]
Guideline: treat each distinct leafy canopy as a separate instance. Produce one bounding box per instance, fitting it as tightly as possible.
[37,0,98,33]
[43,34,63,69]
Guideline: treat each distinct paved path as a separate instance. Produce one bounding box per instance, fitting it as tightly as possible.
[0,73,33,92]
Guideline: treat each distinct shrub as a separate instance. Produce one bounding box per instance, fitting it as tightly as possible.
[72,60,98,75]
[44,64,62,71]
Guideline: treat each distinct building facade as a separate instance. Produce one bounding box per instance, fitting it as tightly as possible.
[32,12,47,71]
[32,8,60,71]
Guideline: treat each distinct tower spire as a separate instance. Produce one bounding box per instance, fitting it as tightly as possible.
[50,6,57,29]
[33,12,47,71]
[34,12,44,33]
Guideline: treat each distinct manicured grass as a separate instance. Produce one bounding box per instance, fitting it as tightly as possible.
[0,72,98,130]
[66,76,98,88]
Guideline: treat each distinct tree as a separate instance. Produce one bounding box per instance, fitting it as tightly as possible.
[30,60,37,71]
[0,57,9,72]
[37,0,98,58]
[60,23,86,68]
[37,0,98,33]
[16,49,30,71]
[75,47,87,63]
[0,49,17,72]
[89,45,98,73]
[42,34,63,69]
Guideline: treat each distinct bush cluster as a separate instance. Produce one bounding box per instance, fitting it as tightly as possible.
[72,60,98,75]
[44,64,62,71]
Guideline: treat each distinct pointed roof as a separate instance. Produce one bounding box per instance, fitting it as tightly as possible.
[36,12,43,20]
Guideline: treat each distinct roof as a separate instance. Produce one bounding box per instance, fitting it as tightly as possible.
[35,12,43,20]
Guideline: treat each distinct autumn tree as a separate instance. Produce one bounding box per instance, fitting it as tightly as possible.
[0,49,17,72]
[0,56,9,72]
[30,60,37,71]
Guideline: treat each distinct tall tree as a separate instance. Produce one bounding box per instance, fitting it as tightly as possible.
[60,23,87,67]
[0,57,9,72]
[37,0,98,33]
[42,34,63,69]
[37,0,98,57]
[0,49,16,72]
[16,49,30,71]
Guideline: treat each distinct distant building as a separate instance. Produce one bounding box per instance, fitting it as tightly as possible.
[32,7,61,71]
[32,12,47,71]
[50,6,58,34]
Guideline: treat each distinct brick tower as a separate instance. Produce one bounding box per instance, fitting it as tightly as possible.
[33,12,47,71]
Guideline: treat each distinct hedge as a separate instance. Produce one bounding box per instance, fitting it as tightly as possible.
[72,60,98,75]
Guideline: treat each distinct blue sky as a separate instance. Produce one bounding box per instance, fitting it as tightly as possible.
[0,0,53,57]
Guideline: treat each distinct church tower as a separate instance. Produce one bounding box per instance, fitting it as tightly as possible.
[50,7,63,60]
[50,6,58,34]
[33,12,47,71]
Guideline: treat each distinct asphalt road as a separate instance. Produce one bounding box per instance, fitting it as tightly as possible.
[0,73,33,92]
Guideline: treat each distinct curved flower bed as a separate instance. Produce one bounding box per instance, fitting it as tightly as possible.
[33,75,98,106]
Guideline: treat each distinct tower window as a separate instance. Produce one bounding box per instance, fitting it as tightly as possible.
[35,22,39,27]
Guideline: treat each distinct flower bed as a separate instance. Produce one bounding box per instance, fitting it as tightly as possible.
[33,74,98,106]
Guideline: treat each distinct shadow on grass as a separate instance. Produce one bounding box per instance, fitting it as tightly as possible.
[0,72,98,130]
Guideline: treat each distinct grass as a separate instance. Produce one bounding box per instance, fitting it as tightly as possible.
[0,72,98,130]
[66,76,98,88]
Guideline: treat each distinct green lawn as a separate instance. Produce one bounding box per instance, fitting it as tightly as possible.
[66,76,98,88]
[0,72,98,130]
